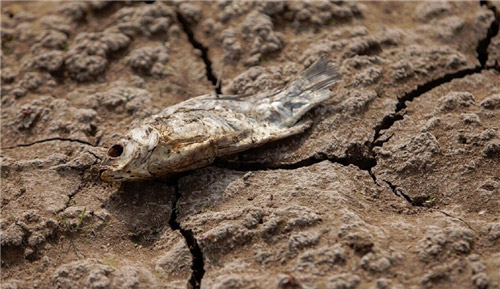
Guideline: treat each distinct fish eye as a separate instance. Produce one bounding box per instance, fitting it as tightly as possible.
[108,144,124,158]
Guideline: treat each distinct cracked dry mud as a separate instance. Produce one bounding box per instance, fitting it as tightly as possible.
[1,1,499,289]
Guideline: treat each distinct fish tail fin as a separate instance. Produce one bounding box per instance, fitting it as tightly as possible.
[294,58,341,93]
[273,58,341,127]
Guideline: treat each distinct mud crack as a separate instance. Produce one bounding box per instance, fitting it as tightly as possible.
[479,0,500,67]
[371,66,481,146]
[65,184,84,211]
[168,179,205,289]
[2,137,94,150]
[369,1,500,206]
[215,143,378,183]
[176,9,221,94]
[370,67,482,205]
[383,180,419,206]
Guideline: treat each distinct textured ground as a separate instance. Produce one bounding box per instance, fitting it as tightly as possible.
[1,1,499,289]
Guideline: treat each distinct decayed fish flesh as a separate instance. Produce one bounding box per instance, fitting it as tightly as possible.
[100,59,341,181]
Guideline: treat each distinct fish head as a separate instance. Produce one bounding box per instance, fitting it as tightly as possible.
[100,126,159,182]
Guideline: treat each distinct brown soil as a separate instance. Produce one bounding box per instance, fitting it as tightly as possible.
[1,1,499,289]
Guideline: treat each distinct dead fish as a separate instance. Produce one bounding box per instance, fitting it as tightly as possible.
[100,59,341,181]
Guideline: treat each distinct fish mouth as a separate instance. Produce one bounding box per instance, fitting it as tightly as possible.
[99,166,113,181]
[99,167,125,182]
[98,167,107,178]
[98,157,122,181]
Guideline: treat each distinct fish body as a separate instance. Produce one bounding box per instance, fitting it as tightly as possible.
[100,59,340,181]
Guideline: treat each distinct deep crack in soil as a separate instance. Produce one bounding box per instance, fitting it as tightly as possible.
[168,179,205,289]
[215,150,375,172]
[215,146,378,185]
[479,0,500,67]
[176,9,222,95]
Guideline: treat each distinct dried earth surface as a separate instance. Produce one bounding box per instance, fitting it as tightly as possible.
[1,1,499,289]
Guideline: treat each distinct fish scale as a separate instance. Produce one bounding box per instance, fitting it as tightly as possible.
[100,59,341,181]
